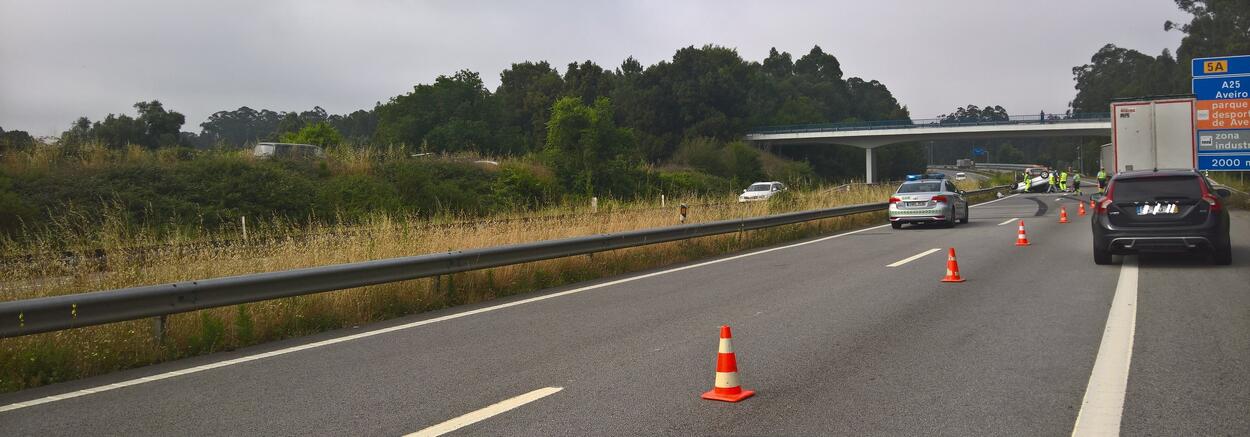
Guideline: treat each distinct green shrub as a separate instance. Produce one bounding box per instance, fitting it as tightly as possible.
[0,174,35,233]
[656,170,733,195]
[383,160,498,216]
[281,121,343,148]
[492,163,560,209]
[670,138,766,186]
[318,173,403,219]
[234,305,255,344]
[187,313,226,353]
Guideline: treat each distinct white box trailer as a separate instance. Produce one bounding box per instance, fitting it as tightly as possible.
[1110,97,1196,173]
[1099,143,1113,173]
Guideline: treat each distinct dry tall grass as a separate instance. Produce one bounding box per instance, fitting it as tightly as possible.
[0,180,991,392]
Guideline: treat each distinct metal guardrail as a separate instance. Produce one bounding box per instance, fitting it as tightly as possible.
[748,113,1111,135]
[0,186,1008,338]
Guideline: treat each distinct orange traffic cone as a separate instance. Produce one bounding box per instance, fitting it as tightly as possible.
[940,247,966,282]
[1090,199,1096,209]
[1078,201,1087,216]
[701,325,755,402]
[1059,206,1070,223]
[1015,220,1031,246]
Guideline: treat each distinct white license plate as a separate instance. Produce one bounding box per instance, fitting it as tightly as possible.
[1136,204,1178,215]
[905,201,927,207]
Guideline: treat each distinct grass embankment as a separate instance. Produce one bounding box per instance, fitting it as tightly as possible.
[1208,172,1250,209]
[0,180,993,393]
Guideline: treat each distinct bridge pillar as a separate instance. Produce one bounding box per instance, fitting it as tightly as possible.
[865,147,876,183]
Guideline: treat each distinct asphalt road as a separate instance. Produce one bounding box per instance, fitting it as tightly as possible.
[1,192,1247,436]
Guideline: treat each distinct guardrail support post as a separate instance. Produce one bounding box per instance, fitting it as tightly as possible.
[151,315,167,344]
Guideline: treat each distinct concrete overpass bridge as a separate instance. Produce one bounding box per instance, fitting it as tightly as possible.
[745,113,1111,182]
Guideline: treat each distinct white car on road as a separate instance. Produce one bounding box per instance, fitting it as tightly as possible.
[738,182,787,202]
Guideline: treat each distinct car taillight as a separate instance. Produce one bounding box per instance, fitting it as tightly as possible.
[1096,181,1115,214]
[1198,179,1222,213]
[1203,195,1222,213]
[1096,197,1112,214]
[931,195,947,203]
[889,196,901,204]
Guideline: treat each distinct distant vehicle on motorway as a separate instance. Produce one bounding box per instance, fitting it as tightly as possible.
[1091,169,1232,265]
[253,142,324,159]
[738,181,787,202]
[955,172,967,181]
[888,177,969,229]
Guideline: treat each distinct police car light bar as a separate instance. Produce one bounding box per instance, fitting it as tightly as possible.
[906,173,947,181]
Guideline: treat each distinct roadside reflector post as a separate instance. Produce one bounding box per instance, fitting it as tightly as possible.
[661,194,666,207]
[591,197,598,214]
[680,204,689,224]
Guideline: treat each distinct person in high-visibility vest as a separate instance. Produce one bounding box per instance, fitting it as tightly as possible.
[1096,168,1109,194]
[1072,170,1082,193]
[1047,171,1056,193]
[1059,170,1068,192]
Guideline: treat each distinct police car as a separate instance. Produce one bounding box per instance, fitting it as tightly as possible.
[888,173,970,229]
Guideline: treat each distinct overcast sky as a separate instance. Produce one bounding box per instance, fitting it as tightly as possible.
[1,0,1187,137]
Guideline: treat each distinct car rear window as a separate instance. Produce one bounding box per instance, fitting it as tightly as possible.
[897,182,941,193]
[1112,176,1203,201]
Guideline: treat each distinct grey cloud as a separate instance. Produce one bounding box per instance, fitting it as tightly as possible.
[1,0,1185,136]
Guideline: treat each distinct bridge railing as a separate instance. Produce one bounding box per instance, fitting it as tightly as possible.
[748,113,1111,135]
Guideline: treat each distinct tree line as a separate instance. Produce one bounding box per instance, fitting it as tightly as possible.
[1,44,926,238]
[3,44,921,186]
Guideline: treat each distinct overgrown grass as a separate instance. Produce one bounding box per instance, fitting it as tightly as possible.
[1208,171,1248,192]
[0,175,998,393]
[1208,171,1250,209]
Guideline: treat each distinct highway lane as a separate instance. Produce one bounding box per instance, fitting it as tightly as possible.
[927,167,990,182]
[1120,218,1250,434]
[1,193,1247,435]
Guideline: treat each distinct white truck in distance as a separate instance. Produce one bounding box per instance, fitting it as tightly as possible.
[1110,97,1197,173]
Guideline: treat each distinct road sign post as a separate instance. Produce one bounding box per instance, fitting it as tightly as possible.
[1193,55,1250,171]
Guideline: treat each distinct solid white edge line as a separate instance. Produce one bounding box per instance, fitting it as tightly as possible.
[997,218,1019,226]
[405,386,563,437]
[1071,257,1138,437]
[887,248,941,267]
[0,191,1023,414]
